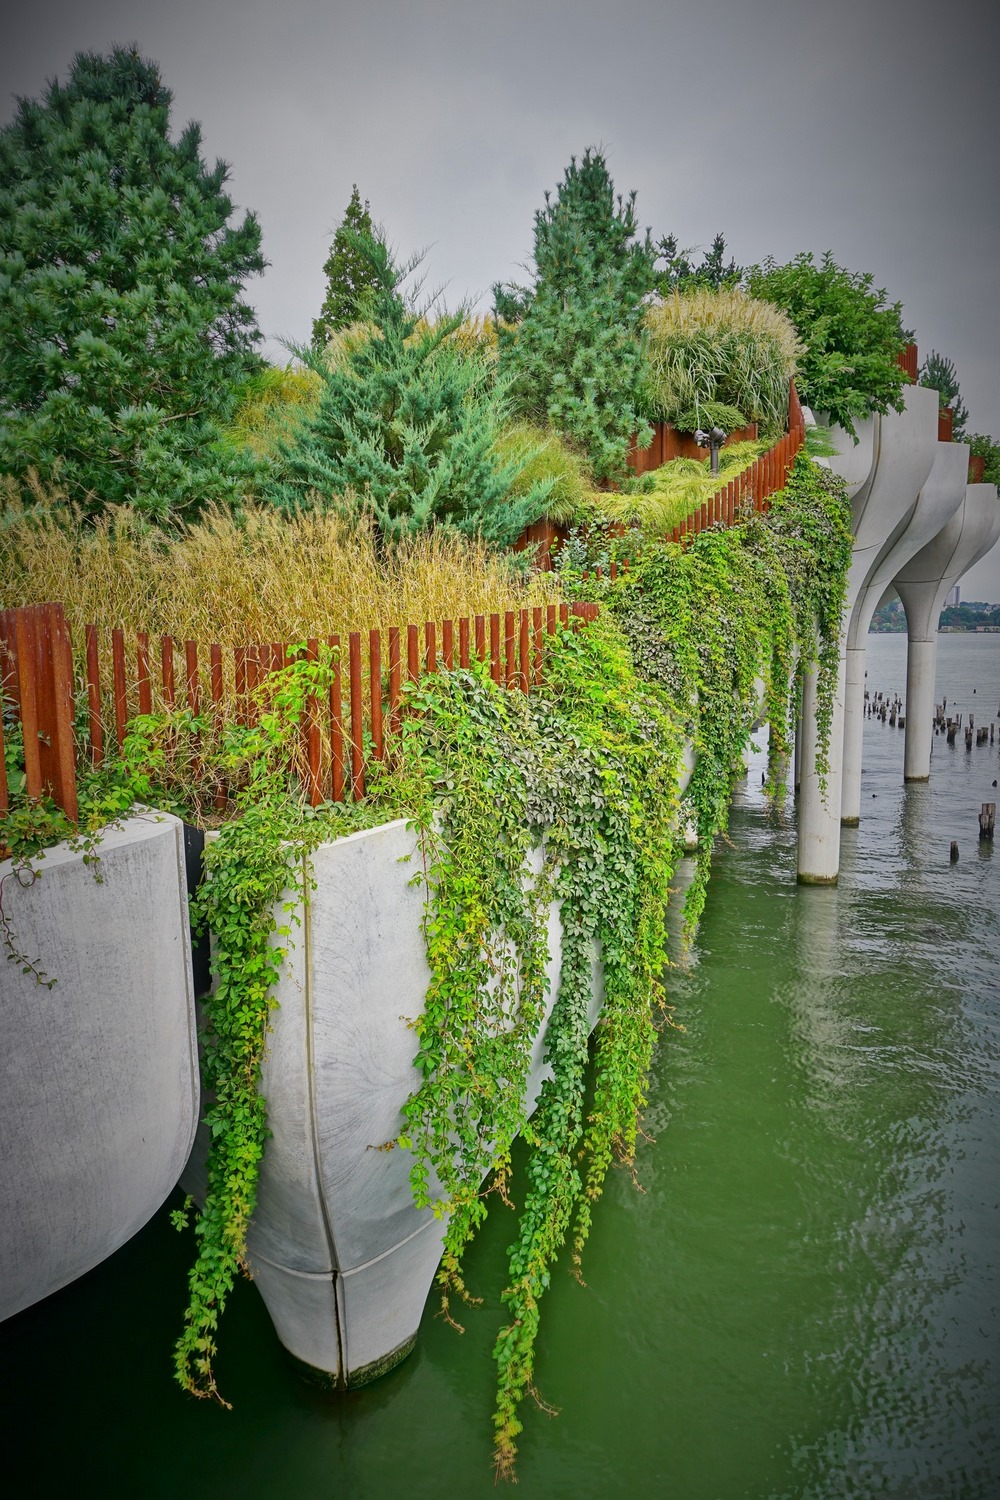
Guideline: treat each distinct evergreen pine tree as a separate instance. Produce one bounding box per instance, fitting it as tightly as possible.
[494,149,657,481]
[656,231,742,293]
[0,45,265,518]
[919,350,969,438]
[311,185,380,348]
[276,233,548,545]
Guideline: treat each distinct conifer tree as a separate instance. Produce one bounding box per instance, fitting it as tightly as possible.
[276,233,548,545]
[0,45,265,518]
[494,149,657,480]
[311,185,380,348]
[919,350,969,438]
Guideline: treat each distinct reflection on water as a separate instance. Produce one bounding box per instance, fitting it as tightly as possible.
[0,637,997,1498]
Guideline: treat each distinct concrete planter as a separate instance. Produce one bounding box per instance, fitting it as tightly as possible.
[0,813,200,1321]
[184,818,604,1387]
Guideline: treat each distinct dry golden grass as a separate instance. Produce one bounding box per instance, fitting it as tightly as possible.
[0,498,560,649]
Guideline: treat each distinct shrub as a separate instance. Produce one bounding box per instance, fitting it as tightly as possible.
[490,422,598,523]
[643,289,800,438]
[747,252,908,438]
[584,440,763,536]
[272,235,548,546]
[495,149,657,481]
[672,400,749,434]
[219,366,322,461]
[967,433,1000,487]
[919,350,969,439]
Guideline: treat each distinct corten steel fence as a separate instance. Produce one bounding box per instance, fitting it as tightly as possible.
[0,602,600,823]
[515,380,809,569]
[898,343,919,383]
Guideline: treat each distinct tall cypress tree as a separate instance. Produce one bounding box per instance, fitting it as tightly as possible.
[0,45,266,518]
[311,185,380,348]
[494,149,656,480]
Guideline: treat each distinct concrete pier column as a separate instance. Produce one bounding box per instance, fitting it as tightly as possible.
[840,645,868,825]
[894,483,1000,784]
[797,647,846,884]
[903,638,937,781]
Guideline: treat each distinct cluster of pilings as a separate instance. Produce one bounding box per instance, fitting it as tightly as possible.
[792,383,1000,882]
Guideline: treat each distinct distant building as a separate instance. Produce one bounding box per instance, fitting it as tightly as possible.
[946,584,961,607]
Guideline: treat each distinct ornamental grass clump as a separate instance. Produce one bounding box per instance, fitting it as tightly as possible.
[0,495,560,649]
[644,288,801,438]
[588,439,763,536]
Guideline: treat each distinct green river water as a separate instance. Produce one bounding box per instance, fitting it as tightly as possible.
[2,632,998,1499]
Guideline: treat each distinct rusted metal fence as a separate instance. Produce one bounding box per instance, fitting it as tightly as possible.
[660,379,807,547]
[0,602,600,823]
[897,343,919,382]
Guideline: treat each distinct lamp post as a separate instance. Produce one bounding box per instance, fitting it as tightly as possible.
[695,425,727,475]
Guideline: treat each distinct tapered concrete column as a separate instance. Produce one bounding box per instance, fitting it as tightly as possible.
[840,437,968,821]
[797,648,846,884]
[840,646,868,824]
[798,385,938,875]
[894,483,1000,782]
[903,639,937,780]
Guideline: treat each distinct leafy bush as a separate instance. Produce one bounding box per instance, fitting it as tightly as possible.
[586,440,763,536]
[219,366,321,461]
[672,400,749,434]
[643,289,800,438]
[967,433,1000,487]
[747,252,908,438]
[919,350,969,438]
[495,149,657,481]
[490,421,598,523]
[271,235,548,546]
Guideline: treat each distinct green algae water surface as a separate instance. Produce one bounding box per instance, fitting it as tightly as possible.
[2,633,998,1499]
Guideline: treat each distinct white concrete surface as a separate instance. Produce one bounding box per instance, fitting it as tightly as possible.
[840,439,968,821]
[893,484,1000,779]
[797,386,939,880]
[0,814,200,1321]
[183,817,604,1387]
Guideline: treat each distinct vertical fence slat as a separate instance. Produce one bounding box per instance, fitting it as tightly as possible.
[210,643,226,811]
[459,616,470,669]
[407,623,419,685]
[547,603,557,636]
[504,611,516,688]
[49,607,78,821]
[441,618,454,671]
[475,614,486,662]
[85,623,104,766]
[161,636,176,710]
[369,628,384,762]
[136,630,152,716]
[111,628,128,750]
[532,607,543,685]
[388,626,401,735]
[234,646,248,727]
[489,613,501,683]
[329,634,344,803]
[305,637,322,807]
[425,621,437,675]
[14,609,42,801]
[518,609,530,693]
[185,640,200,717]
[349,631,364,799]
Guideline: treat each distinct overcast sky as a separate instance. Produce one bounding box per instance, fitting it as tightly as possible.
[4,0,1000,596]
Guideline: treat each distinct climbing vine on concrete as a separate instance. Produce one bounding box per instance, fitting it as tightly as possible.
[396,619,681,1479]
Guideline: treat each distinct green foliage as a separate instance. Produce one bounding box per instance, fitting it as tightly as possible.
[967,432,1000,486]
[672,400,748,434]
[312,185,381,349]
[655,231,742,293]
[272,235,547,546]
[395,621,681,1479]
[919,350,969,438]
[609,454,851,927]
[643,288,800,438]
[495,149,657,481]
[747,252,908,439]
[490,421,599,524]
[218,365,321,462]
[0,45,266,519]
[589,440,764,536]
